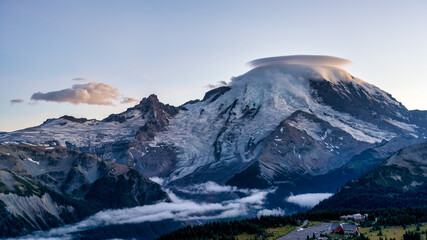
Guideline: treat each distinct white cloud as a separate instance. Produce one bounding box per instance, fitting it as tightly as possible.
[120,97,138,104]
[176,181,249,194]
[206,81,228,89]
[286,193,333,208]
[257,208,285,217]
[232,190,269,205]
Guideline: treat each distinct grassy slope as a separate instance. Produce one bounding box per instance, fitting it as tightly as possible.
[359,224,427,240]
[306,221,322,228]
[236,222,427,240]
[235,225,296,240]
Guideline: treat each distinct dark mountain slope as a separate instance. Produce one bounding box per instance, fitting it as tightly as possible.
[313,142,427,210]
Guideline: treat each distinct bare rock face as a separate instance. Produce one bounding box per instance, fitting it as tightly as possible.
[226,110,370,188]
[134,94,180,140]
[0,144,169,238]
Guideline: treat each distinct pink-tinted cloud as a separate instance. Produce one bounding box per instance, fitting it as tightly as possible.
[31,82,120,105]
[249,55,351,68]
[120,97,138,104]
[72,77,88,81]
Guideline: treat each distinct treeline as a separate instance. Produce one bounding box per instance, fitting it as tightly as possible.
[402,231,424,240]
[157,215,302,240]
[158,207,427,240]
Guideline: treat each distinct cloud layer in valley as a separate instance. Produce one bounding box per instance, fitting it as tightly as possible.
[257,208,285,217]
[18,183,279,239]
[176,181,251,194]
[286,193,333,208]
[30,82,135,106]
[248,55,351,68]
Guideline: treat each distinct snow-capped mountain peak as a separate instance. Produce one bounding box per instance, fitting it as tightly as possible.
[150,60,420,184]
[1,56,425,188]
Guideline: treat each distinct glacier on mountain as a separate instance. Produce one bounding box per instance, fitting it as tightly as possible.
[153,63,403,182]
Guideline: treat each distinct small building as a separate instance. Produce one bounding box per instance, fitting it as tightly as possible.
[329,223,340,232]
[331,223,359,235]
[339,213,367,222]
[352,213,363,222]
[342,224,359,235]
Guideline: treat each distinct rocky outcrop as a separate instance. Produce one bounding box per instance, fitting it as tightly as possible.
[133,94,180,141]
[226,110,370,188]
[0,144,169,238]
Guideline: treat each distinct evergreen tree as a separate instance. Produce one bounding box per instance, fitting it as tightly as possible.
[403,231,421,240]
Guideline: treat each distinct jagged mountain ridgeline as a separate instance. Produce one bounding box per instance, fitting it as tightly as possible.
[1,55,426,238]
[2,56,425,188]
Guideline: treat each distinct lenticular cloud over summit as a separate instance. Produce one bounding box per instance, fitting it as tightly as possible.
[248,55,351,68]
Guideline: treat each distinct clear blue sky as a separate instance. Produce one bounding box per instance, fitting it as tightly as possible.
[1,0,426,131]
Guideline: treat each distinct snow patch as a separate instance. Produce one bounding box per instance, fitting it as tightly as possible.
[390,174,402,181]
[27,157,40,165]
[385,118,417,132]
[149,177,165,186]
[410,181,423,187]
